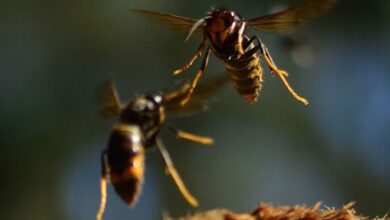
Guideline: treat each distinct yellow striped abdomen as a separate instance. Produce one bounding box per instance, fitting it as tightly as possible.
[224,53,263,104]
[107,124,145,206]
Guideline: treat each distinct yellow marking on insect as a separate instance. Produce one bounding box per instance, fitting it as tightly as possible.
[130,154,145,179]
[113,123,141,135]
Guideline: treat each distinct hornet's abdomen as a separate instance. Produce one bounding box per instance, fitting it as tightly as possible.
[224,53,263,104]
[106,124,145,206]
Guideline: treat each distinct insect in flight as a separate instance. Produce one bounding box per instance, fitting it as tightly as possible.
[134,0,336,105]
[96,76,228,220]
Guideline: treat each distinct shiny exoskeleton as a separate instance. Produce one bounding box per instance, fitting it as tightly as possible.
[204,9,264,103]
[103,94,164,206]
[135,0,336,105]
[96,77,228,220]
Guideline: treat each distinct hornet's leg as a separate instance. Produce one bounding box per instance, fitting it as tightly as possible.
[96,151,109,220]
[163,82,191,104]
[166,124,213,145]
[236,22,246,55]
[243,36,257,52]
[156,138,199,207]
[180,47,211,106]
[242,36,287,78]
[173,37,207,76]
[244,36,309,105]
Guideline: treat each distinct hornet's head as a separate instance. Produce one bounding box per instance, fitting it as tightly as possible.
[120,94,164,131]
[205,8,241,33]
[185,7,241,42]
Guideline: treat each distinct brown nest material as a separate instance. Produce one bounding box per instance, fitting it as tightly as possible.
[166,203,388,220]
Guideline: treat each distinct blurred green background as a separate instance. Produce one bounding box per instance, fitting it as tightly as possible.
[1,0,389,219]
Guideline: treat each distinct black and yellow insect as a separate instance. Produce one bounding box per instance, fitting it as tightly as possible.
[96,76,228,220]
[135,0,336,105]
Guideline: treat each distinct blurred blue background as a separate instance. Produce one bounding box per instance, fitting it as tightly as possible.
[1,0,389,219]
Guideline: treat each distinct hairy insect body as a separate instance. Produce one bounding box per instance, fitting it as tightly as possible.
[224,49,263,104]
[97,80,218,220]
[209,32,264,104]
[135,0,338,106]
[104,95,163,206]
[189,8,279,105]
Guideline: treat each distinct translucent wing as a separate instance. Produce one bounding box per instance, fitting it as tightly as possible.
[164,74,230,117]
[133,9,199,33]
[247,0,337,32]
[99,79,124,118]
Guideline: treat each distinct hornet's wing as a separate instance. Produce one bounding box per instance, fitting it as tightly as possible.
[134,9,201,33]
[98,79,124,117]
[247,0,336,32]
[164,74,230,117]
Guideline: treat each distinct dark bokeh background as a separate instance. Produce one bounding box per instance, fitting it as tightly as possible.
[1,0,389,220]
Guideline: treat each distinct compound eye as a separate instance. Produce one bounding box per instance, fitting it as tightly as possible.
[223,12,235,26]
[225,16,233,26]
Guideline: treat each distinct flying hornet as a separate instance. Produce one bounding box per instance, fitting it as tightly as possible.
[96,76,228,220]
[134,0,336,105]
